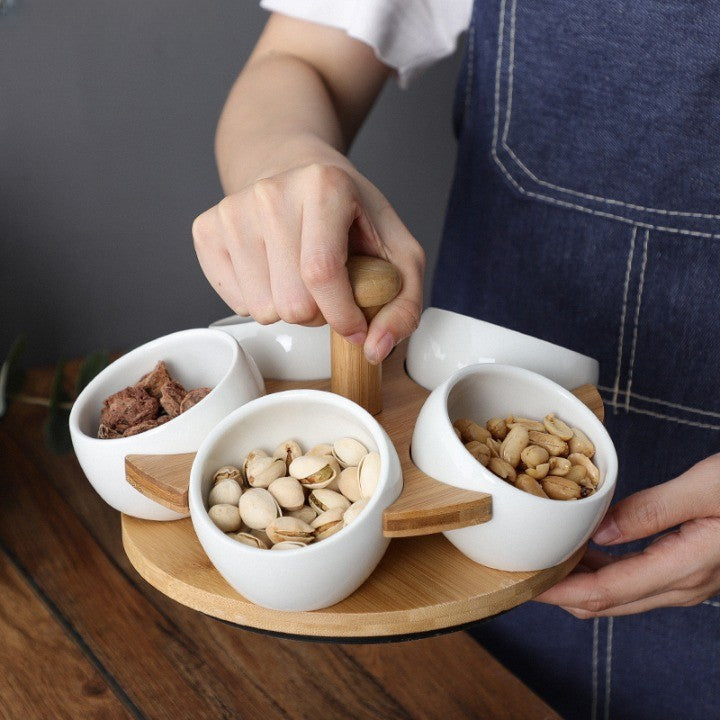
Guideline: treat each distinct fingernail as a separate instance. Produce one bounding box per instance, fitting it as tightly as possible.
[345,332,367,347]
[365,332,394,365]
[593,517,620,545]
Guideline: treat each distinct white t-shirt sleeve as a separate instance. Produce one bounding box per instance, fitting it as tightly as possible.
[259,0,473,87]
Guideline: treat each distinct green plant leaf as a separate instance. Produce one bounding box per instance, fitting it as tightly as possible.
[0,335,27,419]
[43,360,73,454]
[75,350,110,396]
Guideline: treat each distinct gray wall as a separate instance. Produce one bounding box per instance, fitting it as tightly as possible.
[0,0,463,365]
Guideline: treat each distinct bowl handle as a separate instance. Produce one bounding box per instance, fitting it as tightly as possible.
[125,453,194,514]
[330,255,401,415]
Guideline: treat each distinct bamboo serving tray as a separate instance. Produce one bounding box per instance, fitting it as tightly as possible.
[121,342,602,641]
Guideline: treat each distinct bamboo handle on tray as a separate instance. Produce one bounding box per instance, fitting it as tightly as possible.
[330,255,402,415]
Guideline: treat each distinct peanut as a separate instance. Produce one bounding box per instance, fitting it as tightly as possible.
[569,427,595,458]
[527,430,569,457]
[543,413,574,441]
[485,437,502,458]
[568,453,599,486]
[486,417,509,440]
[508,418,546,432]
[548,457,571,476]
[541,475,582,500]
[520,444,550,468]
[500,425,529,468]
[465,440,491,467]
[488,457,517,483]
[525,462,550,480]
[453,418,491,444]
[516,473,549,498]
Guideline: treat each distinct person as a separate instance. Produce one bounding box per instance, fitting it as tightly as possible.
[191,2,720,718]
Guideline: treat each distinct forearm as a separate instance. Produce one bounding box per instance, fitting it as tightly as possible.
[215,14,390,194]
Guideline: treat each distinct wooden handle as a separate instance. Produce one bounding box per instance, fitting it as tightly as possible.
[330,255,402,415]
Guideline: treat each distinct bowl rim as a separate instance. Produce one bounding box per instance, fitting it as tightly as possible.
[415,307,599,366]
[68,328,241,444]
[189,388,396,556]
[433,362,618,504]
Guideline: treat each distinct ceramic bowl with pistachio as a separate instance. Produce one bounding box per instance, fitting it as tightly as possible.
[205,437,380,551]
[188,389,402,611]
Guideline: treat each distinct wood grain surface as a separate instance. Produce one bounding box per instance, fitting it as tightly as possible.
[0,364,562,719]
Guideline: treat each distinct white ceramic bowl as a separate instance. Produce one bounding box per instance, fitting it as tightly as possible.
[189,389,402,611]
[69,328,265,520]
[209,315,330,380]
[411,364,617,571]
[406,307,599,391]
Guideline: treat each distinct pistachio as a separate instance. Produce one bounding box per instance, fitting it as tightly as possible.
[520,444,550,468]
[357,451,381,499]
[486,417,509,441]
[515,474,549,498]
[238,488,281,530]
[213,465,242,485]
[568,453,600,486]
[332,437,369,468]
[547,457,571,477]
[250,528,272,547]
[208,504,242,533]
[308,489,351,514]
[337,466,362,502]
[343,500,369,526]
[465,440,491,467]
[287,506,317,524]
[541,475,582,500]
[208,478,242,506]
[453,418,491,443]
[271,541,307,551]
[488,457,517,483]
[229,532,268,549]
[527,430,569,457]
[266,516,315,545]
[500,425,529,468]
[268,476,305,511]
[289,454,339,489]
[569,427,596,458]
[311,508,345,540]
[242,449,268,477]
[525,462,550,480]
[307,443,334,457]
[245,456,286,488]
[273,440,303,470]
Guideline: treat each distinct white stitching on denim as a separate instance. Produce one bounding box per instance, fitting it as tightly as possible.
[611,226,637,412]
[498,0,720,221]
[597,385,720,419]
[625,230,649,411]
[491,0,720,238]
[591,617,599,720]
[704,600,720,607]
[603,617,614,720]
[463,7,476,124]
[600,391,720,430]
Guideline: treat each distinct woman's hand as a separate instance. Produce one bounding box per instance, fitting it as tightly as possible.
[536,452,720,617]
[192,162,425,365]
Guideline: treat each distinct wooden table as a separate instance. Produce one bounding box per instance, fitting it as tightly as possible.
[0,365,561,720]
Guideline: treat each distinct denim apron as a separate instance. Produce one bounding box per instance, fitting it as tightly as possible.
[431,2,720,718]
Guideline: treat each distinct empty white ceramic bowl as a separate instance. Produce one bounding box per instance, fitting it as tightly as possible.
[209,315,330,380]
[411,363,617,571]
[406,307,599,391]
[69,328,265,520]
[189,389,402,611]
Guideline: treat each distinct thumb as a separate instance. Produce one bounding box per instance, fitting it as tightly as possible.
[593,457,720,545]
[361,210,425,365]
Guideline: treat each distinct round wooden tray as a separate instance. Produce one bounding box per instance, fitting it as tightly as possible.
[121,343,599,642]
